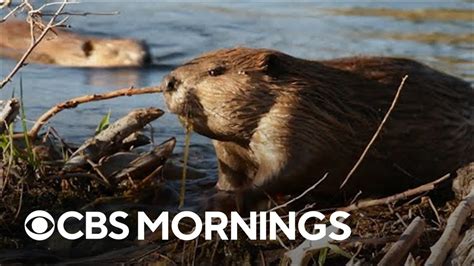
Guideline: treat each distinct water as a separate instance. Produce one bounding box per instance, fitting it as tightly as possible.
[1,0,473,181]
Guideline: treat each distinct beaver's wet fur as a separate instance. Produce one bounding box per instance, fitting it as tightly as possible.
[0,20,150,67]
[162,47,473,205]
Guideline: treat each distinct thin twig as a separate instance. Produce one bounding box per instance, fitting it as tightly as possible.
[268,172,328,212]
[42,11,119,16]
[427,197,442,228]
[340,75,408,189]
[1,2,25,22]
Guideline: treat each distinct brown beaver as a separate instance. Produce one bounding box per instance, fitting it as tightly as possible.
[0,20,150,67]
[161,47,474,204]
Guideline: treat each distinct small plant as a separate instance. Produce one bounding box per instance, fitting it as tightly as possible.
[0,124,19,174]
[95,110,111,135]
[19,78,38,169]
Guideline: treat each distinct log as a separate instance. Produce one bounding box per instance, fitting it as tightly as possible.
[0,98,20,134]
[377,217,425,266]
[62,108,163,171]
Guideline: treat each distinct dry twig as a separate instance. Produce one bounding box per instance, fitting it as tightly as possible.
[340,75,408,189]
[338,173,450,212]
[268,173,328,212]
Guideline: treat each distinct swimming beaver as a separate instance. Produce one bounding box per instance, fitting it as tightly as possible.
[161,47,473,203]
[0,20,150,67]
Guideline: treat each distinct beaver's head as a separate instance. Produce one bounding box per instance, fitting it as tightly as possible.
[161,48,295,143]
[80,39,151,67]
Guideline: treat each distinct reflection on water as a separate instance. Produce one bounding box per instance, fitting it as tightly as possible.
[85,68,149,88]
[0,1,473,182]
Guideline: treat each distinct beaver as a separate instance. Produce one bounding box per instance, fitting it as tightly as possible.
[161,47,473,205]
[0,20,150,67]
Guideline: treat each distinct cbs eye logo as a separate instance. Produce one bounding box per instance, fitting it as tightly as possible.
[24,210,55,241]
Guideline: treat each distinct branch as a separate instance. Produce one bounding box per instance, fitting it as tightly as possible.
[340,75,408,189]
[338,173,450,212]
[27,86,162,139]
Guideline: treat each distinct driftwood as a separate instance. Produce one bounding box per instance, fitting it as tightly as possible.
[377,217,425,266]
[0,98,20,134]
[338,173,450,212]
[112,137,176,181]
[447,227,474,266]
[97,137,176,182]
[121,132,151,150]
[425,181,474,265]
[62,108,163,172]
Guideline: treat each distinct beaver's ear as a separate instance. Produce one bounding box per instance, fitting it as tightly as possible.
[82,40,94,57]
[260,53,283,77]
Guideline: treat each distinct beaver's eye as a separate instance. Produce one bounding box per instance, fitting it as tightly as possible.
[208,66,225,77]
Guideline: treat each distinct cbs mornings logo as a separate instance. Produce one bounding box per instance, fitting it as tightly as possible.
[24,210,352,241]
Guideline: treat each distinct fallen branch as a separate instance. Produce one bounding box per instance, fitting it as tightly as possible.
[425,178,474,265]
[378,217,425,266]
[338,173,450,212]
[62,108,164,172]
[0,98,20,134]
[27,86,162,139]
[340,75,408,189]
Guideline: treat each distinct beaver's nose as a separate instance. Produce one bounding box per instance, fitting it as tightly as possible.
[163,75,177,93]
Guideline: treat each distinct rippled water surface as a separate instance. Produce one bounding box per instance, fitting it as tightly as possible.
[1,0,473,184]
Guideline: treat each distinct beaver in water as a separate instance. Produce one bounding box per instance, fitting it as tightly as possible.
[0,20,150,67]
[161,47,473,206]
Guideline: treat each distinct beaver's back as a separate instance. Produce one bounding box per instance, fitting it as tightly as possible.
[322,57,473,185]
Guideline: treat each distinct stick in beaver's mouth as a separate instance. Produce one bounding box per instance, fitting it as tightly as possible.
[178,110,194,208]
